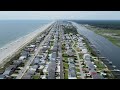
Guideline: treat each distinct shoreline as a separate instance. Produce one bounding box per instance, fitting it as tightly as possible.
[0,25,45,50]
[0,21,55,66]
[85,25,120,48]
[71,22,120,78]
[0,24,45,49]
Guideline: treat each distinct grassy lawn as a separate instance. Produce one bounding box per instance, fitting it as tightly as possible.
[48,50,52,54]
[76,68,80,72]
[0,68,4,74]
[64,70,68,79]
[63,62,69,69]
[76,47,80,52]
[63,57,68,63]
[32,75,40,79]
[77,76,82,79]
[62,44,65,50]
[103,70,114,79]
[50,41,54,46]
[62,53,68,57]
[14,70,19,74]
[1,59,14,70]
[64,57,68,61]
[82,39,97,57]
[94,61,106,69]
[79,53,83,59]
[75,65,79,67]
[82,65,87,68]
[87,26,120,47]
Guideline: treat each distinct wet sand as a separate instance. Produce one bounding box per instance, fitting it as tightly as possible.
[0,21,54,65]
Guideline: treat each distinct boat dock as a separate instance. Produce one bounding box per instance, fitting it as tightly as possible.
[82,35,120,79]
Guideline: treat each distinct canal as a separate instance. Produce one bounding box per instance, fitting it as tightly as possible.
[72,22,120,70]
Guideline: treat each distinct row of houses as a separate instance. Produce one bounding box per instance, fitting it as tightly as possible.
[77,36,88,54]
[22,53,48,79]
[77,36,104,79]
[0,43,35,79]
[0,58,24,79]
[65,35,75,57]
[0,30,50,79]
[84,54,104,78]
[47,24,62,79]
[48,28,59,79]
[68,58,77,79]
[22,65,39,79]
[39,29,55,79]
[62,21,73,29]
[64,34,71,40]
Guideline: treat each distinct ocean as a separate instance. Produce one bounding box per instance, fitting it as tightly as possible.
[0,20,51,48]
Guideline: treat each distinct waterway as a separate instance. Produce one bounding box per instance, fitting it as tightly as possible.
[73,23,120,69]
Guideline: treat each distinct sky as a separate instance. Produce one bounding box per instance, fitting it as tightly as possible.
[0,11,120,20]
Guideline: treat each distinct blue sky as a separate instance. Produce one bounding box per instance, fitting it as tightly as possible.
[0,11,120,20]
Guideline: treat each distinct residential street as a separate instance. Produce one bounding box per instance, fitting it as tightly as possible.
[70,36,85,79]
[16,27,53,79]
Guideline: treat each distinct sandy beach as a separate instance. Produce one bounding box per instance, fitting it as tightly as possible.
[0,21,55,65]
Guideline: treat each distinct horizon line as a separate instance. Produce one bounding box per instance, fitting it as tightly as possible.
[0,19,120,20]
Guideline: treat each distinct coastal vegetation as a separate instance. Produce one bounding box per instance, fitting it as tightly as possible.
[64,69,68,79]
[82,36,97,57]
[63,26,78,34]
[86,25,120,47]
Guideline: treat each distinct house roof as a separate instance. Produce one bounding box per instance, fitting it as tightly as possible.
[41,75,46,79]
[21,51,29,56]
[69,68,76,77]
[27,69,36,75]
[3,70,11,75]
[22,74,31,79]
[68,77,77,79]
[82,49,88,54]
[27,44,36,48]
[33,58,40,64]
[41,47,48,52]
[69,58,74,63]
[89,69,103,79]
[19,56,26,60]
[32,65,39,69]
[38,65,44,69]
[0,75,5,79]
[69,63,75,68]
[6,65,17,70]
[85,61,95,70]
[51,52,57,61]
[66,49,74,56]
[83,54,91,61]
[91,72,103,79]
[13,60,22,65]
[30,45,36,48]
[51,46,57,52]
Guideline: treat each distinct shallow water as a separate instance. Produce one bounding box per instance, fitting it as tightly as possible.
[0,20,50,48]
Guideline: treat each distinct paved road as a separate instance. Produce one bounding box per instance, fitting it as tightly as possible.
[70,35,85,79]
[59,25,64,79]
[16,25,53,79]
